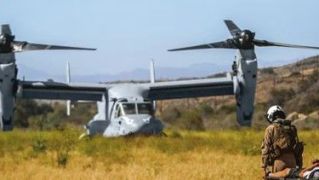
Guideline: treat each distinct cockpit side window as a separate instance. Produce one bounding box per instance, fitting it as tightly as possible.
[122,103,136,115]
[137,103,153,115]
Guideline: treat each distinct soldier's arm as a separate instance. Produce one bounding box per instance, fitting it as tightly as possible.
[261,125,274,168]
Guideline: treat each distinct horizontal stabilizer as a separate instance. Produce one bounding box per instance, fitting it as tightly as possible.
[1,24,12,35]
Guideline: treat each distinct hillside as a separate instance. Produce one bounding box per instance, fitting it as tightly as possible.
[13,55,319,131]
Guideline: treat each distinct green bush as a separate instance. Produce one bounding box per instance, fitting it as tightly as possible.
[48,130,78,167]
[218,104,236,114]
[57,151,69,167]
[260,67,275,75]
[32,136,47,154]
[161,107,181,125]
[14,99,53,128]
[177,110,205,131]
[268,88,295,107]
[198,103,214,116]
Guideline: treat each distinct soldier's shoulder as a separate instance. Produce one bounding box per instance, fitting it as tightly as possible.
[265,124,276,132]
[266,124,276,129]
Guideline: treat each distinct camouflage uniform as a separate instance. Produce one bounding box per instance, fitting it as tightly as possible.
[261,119,298,172]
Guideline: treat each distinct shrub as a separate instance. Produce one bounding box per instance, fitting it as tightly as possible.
[297,69,319,93]
[177,110,205,131]
[309,69,319,81]
[57,151,69,167]
[268,88,295,107]
[260,67,275,75]
[29,115,46,130]
[14,99,53,128]
[219,104,236,114]
[198,103,214,116]
[49,130,77,167]
[161,107,181,125]
[32,136,47,154]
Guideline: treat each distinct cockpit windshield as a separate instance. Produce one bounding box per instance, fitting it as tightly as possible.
[122,103,136,115]
[137,103,152,115]
[118,102,153,116]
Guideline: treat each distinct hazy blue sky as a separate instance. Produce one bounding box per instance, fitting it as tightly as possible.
[1,0,319,76]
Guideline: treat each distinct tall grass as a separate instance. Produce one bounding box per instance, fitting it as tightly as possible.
[0,129,318,179]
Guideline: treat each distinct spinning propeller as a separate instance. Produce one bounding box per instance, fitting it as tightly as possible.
[0,24,95,53]
[168,20,319,51]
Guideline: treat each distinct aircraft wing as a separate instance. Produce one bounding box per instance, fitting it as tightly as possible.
[18,81,108,101]
[147,75,234,100]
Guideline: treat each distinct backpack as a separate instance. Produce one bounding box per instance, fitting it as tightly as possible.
[273,120,297,154]
[271,119,304,167]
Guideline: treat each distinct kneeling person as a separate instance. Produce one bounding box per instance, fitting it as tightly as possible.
[261,105,303,174]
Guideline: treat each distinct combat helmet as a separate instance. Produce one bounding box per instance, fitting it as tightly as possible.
[265,105,286,123]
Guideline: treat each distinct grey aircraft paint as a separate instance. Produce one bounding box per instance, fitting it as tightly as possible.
[234,49,257,126]
[86,84,164,137]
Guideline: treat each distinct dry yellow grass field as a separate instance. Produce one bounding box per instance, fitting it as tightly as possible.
[0,130,318,180]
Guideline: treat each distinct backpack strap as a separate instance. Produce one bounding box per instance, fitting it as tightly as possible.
[287,167,301,178]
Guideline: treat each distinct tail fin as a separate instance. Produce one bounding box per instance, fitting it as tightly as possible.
[150,60,156,111]
[1,24,12,35]
[150,60,155,84]
[66,61,71,116]
[66,61,71,84]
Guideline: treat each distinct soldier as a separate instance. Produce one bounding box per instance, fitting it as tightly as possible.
[261,105,303,176]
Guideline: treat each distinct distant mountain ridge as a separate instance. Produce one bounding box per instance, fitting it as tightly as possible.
[18,63,230,83]
[18,55,319,83]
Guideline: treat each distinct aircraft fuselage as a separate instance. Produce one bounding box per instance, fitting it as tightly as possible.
[85,84,164,137]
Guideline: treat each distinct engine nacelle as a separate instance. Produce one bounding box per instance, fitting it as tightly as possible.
[0,63,16,131]
[235,49,257,126]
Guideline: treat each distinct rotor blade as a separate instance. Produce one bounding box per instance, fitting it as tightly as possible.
[168,40,237,51]
[253,39,319,50]
[224,20,241,37]
[1,24,12,35]
[12,41,96,52]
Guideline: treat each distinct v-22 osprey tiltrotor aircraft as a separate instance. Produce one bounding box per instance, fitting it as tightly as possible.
[0,20,319,137]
